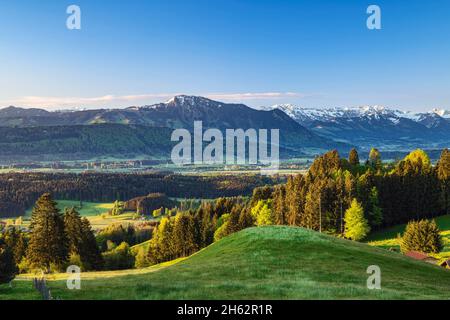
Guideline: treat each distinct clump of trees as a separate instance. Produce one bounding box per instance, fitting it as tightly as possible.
[102,242,135,270]
[96,223,152,251]
[400,219,443,254]
[270,148,449,238]
[26,193,69,273]
[65,208,104,271]
[16,193,103,273]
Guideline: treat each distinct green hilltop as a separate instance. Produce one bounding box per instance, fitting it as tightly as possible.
[17,226,450,300]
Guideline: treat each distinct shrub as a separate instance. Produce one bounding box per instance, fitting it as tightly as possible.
[102,242,135,270]
[134,248,149,269]
[400,219,443,254]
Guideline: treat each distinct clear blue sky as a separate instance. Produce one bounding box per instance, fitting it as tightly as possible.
[0,0,449,111]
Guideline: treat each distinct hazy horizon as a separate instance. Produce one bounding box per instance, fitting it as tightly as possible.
[0,94,447,114]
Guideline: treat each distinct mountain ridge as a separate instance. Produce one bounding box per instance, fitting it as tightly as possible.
[265,104,450,149]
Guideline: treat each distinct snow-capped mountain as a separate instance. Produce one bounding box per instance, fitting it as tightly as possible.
[263,104,450,150]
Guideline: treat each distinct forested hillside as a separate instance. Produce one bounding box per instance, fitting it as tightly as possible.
[0,172,280,217]
[0,124,174,161]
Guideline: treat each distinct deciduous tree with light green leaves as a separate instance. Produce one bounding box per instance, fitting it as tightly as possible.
[344,199,370,241]
[251,200,274,226]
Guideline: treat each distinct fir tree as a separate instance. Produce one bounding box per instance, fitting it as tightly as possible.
[3,228,27,265]
[0,239,18,284]
[147,217,174,264]
[368,148,382,170]
[400,219,443,254]
[437,149,450,215]
[367,187,383,228]
[172,213,198,257]
[80,217,104,270]
[349,148,360,166]
[26,193,68,272]
[64,208,103,271]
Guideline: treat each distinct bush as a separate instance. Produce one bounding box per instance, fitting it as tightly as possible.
[102,242,135,270]
[401,219,443,254]
[134,248,149,269]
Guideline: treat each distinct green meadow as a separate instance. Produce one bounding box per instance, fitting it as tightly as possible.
[8,226,450,300]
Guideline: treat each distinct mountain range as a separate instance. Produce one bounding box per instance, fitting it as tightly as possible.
[0,96,347,161]
[265,104,450,150]
[0,95,448,161]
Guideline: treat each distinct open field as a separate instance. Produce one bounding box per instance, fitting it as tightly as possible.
[24,200,114,218]
[2,200,137,231]
[7,226,450,300]
[367,215,450,262]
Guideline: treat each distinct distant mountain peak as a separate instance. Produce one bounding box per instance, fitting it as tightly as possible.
[166,95,219,106]
[432,108,450,119]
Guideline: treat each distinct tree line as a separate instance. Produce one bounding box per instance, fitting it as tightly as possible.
[140,148,449,265]
[0,172,280,217]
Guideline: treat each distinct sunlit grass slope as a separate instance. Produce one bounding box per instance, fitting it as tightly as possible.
[43,226,450,300]
[368,215,450,262]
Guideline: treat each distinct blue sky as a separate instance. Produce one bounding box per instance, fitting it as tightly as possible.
[0,0,449,111]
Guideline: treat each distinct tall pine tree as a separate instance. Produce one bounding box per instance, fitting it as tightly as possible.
[26,193,68,272]
[349,148,360,166]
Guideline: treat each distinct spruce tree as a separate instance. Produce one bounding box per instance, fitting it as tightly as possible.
[272,185,287,225]
[172,213,197,257]
[368,148,382,170]
[0,239,18,284]
[344,199,370,241]
[64,208,103,270]
[349,148,360,166]
[64,208,84,256]
[400,219,443,254]
[437,149,450,215]
[4,228,27,265]
[148,217,174,264]
[81,218,104,270]
[368,187,383,228]
[26,193,68,272]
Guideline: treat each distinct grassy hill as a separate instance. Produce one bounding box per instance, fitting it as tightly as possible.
[9,226,449,300]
